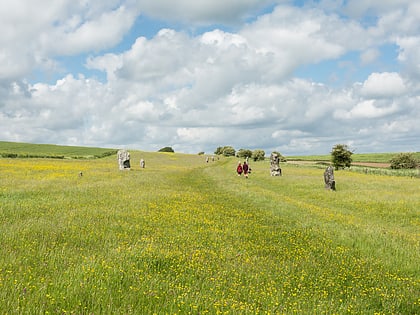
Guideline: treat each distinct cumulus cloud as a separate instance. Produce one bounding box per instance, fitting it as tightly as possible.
[397,36,420,78]
[343,0,414,18]
[1,1,420,155]
[0,0,138,80]
[135,0,279,25]
[361,72,406,98]
[335,99,399,120]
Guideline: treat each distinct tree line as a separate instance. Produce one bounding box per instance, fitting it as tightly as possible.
[215,144,419,170]
[214,146,287,162]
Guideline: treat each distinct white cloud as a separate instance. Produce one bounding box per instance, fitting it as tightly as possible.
[361,72,406,98]
[0,1,138,80]
[343,0,413,18]
[135,0,278,25]
[335,99,399,119]
[396,36,420,78]
[1,1,420,155]
[51,5,137,55]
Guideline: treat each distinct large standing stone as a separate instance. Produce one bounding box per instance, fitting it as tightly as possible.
[324,166,336,190]
[117,150,131,170]
[270,152,282,176]
[140,159,145,168]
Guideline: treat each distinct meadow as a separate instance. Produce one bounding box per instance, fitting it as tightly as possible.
[0,141,116,159]
[287,152,420,163]
[0,148,419,314]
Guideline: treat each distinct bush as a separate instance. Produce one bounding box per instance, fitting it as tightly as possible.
[237,149,253,159]
[222,146,236,157]
[331,144,353,169]
[214,147,224,155]
[389,153,418,169]
[158,147,174,153]
[252,149,265,161]
[272,151,287,162]
[214,146,236,157]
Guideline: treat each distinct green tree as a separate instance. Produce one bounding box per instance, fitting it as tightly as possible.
[158,146,174,153]
[215,146,236,157]
[252,149,265,161]
[214,147,224,155]
[237,149,253,159]
[222,146,236,157]
[331,144,353,169]
[389,153,418,169]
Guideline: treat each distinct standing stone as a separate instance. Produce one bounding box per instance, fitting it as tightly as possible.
[324,166,336,190]
[270,152,282,176]
[117,150,131,170]
[140,159,145,168]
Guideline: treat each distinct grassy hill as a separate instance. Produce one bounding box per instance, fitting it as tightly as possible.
[0,141,117,159]
[0,146,418,314]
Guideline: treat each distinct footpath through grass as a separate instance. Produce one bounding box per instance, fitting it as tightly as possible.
[0,153,419,314]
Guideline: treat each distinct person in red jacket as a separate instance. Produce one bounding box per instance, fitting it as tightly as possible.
[236,162,243,176]
[243,161,249,178]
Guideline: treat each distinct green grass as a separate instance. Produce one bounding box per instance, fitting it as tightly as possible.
[0,150,419,314]
[287,152,420,163]
[0,141,117,159]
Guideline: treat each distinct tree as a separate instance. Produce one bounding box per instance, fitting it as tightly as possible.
[252,149,265,161]
[215,146,236,157]
[222,146,236,157]
[158,146,174,153]
[390,153,418,169]
[331,144,353,169]
[214,147,224,155]
[237,149,253,159]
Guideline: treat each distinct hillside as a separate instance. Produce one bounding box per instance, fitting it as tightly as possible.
[0,141,117,159]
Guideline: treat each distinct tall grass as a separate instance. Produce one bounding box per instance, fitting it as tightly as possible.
[0,152,419,314]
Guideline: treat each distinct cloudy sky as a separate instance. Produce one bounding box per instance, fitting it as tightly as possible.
[1,0,419,155]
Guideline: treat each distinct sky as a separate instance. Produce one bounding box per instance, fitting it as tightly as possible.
[1,0,419,155]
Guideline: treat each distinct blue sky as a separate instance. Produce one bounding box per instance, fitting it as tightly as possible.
[1,0,419,155]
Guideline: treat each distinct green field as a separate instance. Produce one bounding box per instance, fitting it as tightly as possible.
[0,141,117,159]
[0,146,419,314]
[287,152,420,164]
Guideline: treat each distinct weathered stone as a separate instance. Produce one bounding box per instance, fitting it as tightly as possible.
[140,159,145,168]
[117,150,131,170]
[324,166,336,190]
[270,152,282,176]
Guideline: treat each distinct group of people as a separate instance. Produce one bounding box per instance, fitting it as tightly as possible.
[236,161,251,178]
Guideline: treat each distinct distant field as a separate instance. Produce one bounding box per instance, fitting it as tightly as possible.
[0,141,117,159]
[0,147,419,314]
[287,152,420,163]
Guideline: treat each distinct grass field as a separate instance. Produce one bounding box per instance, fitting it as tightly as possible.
[0,146,419,314]
[0,141,116,159]
[287,152,420,164]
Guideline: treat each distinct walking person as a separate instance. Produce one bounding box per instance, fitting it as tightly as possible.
[236,162,243,176]
[243,161,249,178]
